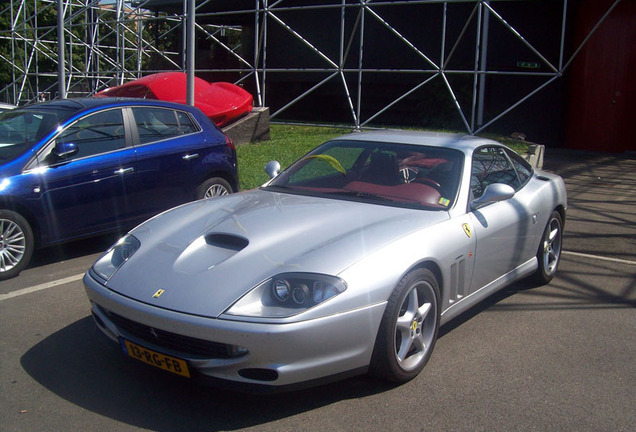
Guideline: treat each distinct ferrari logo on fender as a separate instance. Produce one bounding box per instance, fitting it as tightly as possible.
[462,223,472,238]
[152,289,165,299]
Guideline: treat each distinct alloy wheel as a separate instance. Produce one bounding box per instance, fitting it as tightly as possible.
[542,216,562,276]
[0,218,26,272]
[393,280,437,371]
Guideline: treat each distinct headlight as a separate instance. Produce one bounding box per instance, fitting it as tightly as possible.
[92,234,141,282]
[226,273,347,318]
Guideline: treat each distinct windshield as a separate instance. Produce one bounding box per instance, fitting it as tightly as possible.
[0,109,65,162]
[267,140,464,210]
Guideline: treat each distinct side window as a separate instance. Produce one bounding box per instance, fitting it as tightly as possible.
[176,111,199,134]
[471,146,519,198]
[506,148,532,185]
[55,109,125,159]
[132,107,199,144]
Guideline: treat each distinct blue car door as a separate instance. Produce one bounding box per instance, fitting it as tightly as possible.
[126,106,217,218]
[31,108,137,243]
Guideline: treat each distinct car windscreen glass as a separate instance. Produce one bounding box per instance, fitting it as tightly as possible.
[0,109,66,161]
[267,140,463,210]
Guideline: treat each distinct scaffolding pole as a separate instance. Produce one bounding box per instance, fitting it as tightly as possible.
[0,0,624,135]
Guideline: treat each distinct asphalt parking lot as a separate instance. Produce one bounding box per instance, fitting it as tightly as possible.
[1,149,634,432]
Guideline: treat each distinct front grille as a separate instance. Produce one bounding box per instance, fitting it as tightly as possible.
[102,307,241,359]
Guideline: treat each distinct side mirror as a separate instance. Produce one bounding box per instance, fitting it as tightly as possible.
[471,183,515,210]
[265,160,281,179]
[53,142,78,159]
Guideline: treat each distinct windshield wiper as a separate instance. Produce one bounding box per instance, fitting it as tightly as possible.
[328,190,393,202]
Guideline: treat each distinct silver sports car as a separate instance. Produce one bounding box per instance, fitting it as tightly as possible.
[83,130,567,391]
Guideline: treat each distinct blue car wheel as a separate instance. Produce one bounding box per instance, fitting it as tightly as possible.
[196,177,233,200]
[0,210,34,280]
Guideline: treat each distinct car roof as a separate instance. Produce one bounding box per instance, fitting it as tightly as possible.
[9,97,201,128]
[334,130,499,153]
[22,97,196,114]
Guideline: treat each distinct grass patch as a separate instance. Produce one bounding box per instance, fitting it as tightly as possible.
[236,124,349,190]
[236,124,529,191]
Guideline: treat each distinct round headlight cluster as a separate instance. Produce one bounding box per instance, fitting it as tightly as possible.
[270,275,344,308]
[273,279,291,302]
[272,279,311,305]
[225,272,347,318]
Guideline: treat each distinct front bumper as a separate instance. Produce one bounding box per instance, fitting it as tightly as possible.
[83,271,385,390]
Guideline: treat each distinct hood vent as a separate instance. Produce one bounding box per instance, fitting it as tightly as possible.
[205,233,249,251]
[173,233,249,274]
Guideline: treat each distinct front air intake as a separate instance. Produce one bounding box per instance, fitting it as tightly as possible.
[239,368,279,382]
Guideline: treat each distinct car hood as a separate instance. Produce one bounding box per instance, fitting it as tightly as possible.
[105,189,449,318]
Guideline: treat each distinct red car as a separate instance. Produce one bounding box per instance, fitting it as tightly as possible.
[96,72,252,127]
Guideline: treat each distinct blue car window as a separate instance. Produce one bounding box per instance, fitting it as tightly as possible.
[56,109,126,159]
[132,107,188,144]
[175,111,199,134]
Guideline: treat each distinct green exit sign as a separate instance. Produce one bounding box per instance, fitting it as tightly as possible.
[517,61,541,69]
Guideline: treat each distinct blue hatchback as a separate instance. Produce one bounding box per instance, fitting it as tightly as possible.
[0,98,238,280]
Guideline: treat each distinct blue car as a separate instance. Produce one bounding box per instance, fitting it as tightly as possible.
[0,98,238,280]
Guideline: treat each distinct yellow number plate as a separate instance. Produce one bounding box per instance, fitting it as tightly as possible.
[121,339,190,378]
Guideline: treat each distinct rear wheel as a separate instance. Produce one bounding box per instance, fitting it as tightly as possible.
[533,211,563,284]
[0,210,34,280]
[370,268,440,383]
[196,177,233,200]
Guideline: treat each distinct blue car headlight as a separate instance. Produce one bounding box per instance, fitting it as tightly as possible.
[226,273,347,318]
[92,234,141,282]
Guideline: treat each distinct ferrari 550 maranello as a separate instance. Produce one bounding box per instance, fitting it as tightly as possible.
[83,130,567,391]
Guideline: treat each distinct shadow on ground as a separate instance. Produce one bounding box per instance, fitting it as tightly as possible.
[19,283,521,432]
[27,233,122,269]
[20,317,396,432]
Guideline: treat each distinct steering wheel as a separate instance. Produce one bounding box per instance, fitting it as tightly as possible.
[418,178,450,197]
[399,167,419,183]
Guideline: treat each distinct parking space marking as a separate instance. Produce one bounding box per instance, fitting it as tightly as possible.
[0,273,84,303]
[562,250,636,266]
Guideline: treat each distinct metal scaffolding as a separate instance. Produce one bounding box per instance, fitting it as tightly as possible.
[0,0,624,134]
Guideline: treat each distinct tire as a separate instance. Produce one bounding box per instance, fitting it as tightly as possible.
[196,177,233,200]
[0,210,34,280]
[370,268,440,383]
[533,210,563,285]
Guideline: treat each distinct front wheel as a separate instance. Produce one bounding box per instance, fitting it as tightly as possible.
[533,210,563,285]
[370,268,440,383]
[0,210,34,280]
[196,177,233,200]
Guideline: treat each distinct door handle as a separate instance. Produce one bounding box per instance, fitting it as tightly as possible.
[114,167,134,175]
[182,153,199,161]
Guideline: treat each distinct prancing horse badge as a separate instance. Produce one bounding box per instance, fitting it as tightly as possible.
[462,223,472,238]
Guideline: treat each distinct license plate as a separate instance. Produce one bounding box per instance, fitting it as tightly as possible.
[121,339,190,378]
